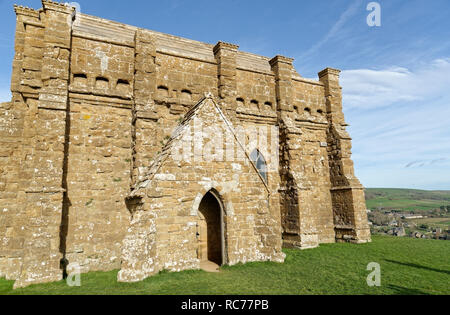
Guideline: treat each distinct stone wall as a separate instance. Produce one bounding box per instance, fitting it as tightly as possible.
[118,97,285,282]
[0,6,44,283]
[0,1,75,288]
[0,99,24,280]
[63,100,132,273]
[319,68,371,243]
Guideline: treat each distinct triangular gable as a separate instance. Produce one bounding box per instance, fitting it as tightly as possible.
[129,93,270,198]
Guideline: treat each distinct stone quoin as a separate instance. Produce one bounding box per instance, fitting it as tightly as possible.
[0,0,371,289]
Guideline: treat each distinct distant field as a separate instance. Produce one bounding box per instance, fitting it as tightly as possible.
[409,218,450,229]
[365,188,450,212]
[1,236,449,295]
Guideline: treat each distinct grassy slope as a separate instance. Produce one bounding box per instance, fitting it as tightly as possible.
[1,236,449,295]
[365,188,450,211]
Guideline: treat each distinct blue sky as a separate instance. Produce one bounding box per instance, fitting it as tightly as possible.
[0,0,449,190]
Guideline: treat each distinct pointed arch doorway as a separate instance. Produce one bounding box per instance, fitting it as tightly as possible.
[197,190,225,271]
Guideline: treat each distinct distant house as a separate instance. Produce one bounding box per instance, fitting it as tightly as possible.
[393,227,406,237]
[389,219,398,226]
[402,215,424,219]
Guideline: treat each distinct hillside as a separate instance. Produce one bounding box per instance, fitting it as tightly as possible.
[365,188,450,212]
[1,236,449,295]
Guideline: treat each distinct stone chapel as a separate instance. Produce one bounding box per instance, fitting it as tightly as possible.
[0,1,371,288]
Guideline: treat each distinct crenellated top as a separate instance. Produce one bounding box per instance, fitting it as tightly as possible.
[41,0,75,14]
[12,0,334,101]
[70,12,303,78]
[11,0,336,87]
[213,41,240,54]
[14,0,76,18]
[318,67,341,79]
[13,5,40,18]
[135,29,155,44]
[269,55,295,67]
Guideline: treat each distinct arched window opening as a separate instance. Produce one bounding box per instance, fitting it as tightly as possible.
[157,85,169,98]
[116,79,131,94]
[181,89,192,102]
[264,101,273,111]
[236,98,245,107]
[250,149,268,183]
[95,76,109,89]
[250,100,259,111]
[73,73,87,86]
[117,79,130,86]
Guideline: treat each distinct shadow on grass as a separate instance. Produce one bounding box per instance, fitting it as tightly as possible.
[387,284,430,295]
[384,260,450,275]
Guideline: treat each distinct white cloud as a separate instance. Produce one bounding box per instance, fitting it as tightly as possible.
[341,58,450,189]
[341,58,450,110]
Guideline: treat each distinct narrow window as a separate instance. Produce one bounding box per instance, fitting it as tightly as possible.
[125,196,143,220]
[250,149,268,183]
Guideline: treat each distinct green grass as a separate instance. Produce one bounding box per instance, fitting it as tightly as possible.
[1,236,449,295]
[365,188,450,211]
